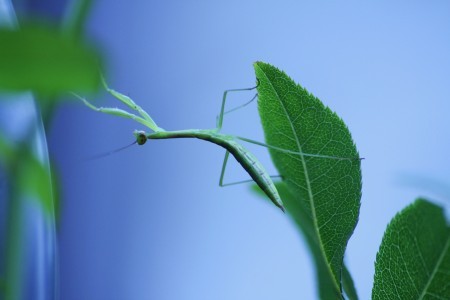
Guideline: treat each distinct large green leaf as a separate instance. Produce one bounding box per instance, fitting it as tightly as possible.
[0,23,101,96]
[254,62,362,296]
[254,182,359,299]
[372,199,450,299]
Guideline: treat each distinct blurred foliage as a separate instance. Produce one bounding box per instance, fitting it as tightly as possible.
[0,22,101,97]
[0,133,15,164]
[0,133,54,216]
[0,0,98,298]
[16,149,54,216]
[62,0,93,39]
[50,160,61,222]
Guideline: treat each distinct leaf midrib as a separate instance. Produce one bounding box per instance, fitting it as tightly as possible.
[257,68,341,294]
[418,234,450,299]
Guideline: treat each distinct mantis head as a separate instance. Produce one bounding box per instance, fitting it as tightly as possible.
[134,130,148,146]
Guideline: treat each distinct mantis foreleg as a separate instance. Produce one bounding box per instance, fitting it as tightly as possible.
[72,93,154,129]
[101,77,163,132]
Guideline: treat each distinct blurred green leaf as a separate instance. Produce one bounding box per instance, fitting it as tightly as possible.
[0,133,15,165]
[17,151,54,216]
[372,199,450,299]
[0,133,54,217]
[0,23,101,96]
[253,183,358,299]
[49,160,61,222]
[63,0,93,39]
[254,62,362,297]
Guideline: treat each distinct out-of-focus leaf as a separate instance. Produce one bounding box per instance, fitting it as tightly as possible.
[63,0,93,39]
[0,133,15,164]
[1,133,54,217]
[49,161,61,222]
[254,61,362,296]
[0,23,101,96]
[17,151,54,216]
[372,199,450,299]
[253,183,358,299]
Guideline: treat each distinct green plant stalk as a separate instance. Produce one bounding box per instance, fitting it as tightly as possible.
[4,160,24,300]
[2,104,57,300]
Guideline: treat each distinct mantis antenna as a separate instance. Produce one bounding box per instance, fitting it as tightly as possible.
[84,140,137,161]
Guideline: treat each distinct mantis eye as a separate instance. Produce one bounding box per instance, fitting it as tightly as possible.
[136,131,147,145]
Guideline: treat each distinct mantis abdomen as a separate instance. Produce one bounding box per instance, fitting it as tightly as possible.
[148,130,284,211]
[225,140,284,211]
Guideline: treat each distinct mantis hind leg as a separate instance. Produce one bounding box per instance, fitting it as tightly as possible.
[218,150,282,187]
[235,136,364,161]
[216,81,259,130]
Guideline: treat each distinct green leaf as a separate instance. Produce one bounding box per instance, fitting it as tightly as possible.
[272,183,339,299]
[17,151,54,216]
[254,62,362,296]
[0,134,54,217]
[253,182,358,299]
[62,0,93,39]
[372,199,450,299]
[342,264,358,300]
[0,23,101,96]
[0,133,15,164]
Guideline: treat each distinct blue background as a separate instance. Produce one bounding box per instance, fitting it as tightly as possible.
[39,1,450,299]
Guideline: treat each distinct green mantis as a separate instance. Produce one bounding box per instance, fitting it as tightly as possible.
[75,78,355,212]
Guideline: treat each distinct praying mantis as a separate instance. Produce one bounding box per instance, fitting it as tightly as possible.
[75,78,355,212]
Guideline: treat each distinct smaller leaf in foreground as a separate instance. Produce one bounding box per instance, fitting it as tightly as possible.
[342,264,358,300]
[372,198,450,299]
[0,23,102,96]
